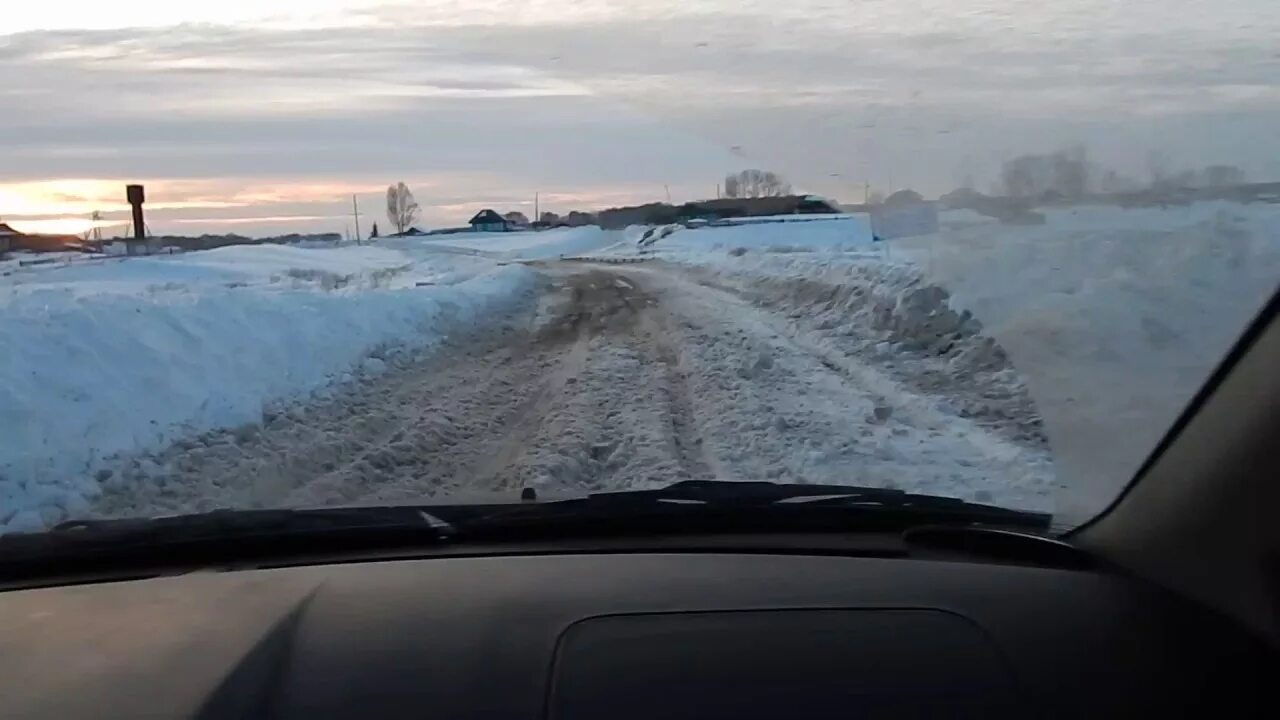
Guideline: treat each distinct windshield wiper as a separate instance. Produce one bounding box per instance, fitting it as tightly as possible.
[0,481,1047,585]
[459,480,1050,532]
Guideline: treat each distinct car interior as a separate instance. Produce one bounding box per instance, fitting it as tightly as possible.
[0,289,1276,719]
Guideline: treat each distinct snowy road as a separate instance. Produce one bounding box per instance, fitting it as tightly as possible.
[94,261,1056,518]
[10,203,1271,532]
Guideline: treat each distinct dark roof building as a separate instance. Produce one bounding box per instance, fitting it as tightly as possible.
[468,209,512,232]
[389,227,428,237]
[0,222,18,254]
[0,222,81,253]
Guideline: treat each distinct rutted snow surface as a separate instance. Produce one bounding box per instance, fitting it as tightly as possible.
[94,266,1054,519]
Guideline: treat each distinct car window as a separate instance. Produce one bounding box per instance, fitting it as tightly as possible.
[1,0,1277,534]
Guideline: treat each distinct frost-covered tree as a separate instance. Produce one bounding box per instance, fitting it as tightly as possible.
[386,182,420,234]
[1001,146,1090,198]
[723,169,791,198]
[1200,165,1246,188]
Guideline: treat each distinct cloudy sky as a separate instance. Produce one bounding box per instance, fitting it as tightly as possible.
[3,0,1278,236]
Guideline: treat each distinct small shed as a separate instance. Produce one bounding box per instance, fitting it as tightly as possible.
[468,209,511,233]
[389,227,428,237]
[0,222,19,255]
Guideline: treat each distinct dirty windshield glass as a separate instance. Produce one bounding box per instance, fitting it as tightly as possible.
[2,1,1277,534]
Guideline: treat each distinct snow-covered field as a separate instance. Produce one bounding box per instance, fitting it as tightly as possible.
[3,202,1277,532]
[0,242,539,532]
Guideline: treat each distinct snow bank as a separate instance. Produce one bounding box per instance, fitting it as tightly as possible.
[417,227,620,260]
[896,200,1280,522]
[0,244,416,300]
[0,244,539,532]
[647,251,1046,449]
[633,200,1280,525]
[629,215,874,257]
[717,212,852,224]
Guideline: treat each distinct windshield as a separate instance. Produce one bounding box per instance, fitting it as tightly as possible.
[1,1,1277,535]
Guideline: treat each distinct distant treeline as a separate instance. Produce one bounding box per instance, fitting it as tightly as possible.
[938,181,1280,225]
[544,195,838,230]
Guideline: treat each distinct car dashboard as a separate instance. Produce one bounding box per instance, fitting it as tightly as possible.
[0,537,1274,719]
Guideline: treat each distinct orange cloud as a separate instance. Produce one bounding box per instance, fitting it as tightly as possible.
[4,218,119,236]
[0,179,250,216]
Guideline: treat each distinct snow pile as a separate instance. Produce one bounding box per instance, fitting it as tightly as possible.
[662,283,1054,513]
[634,200,1280,524]
[0,244,417,300]
[654,252,1046,451]
[0,244,539,533]
[418,227,621,260]
[896,201,1280,522]
[718,213,851,224]
[633,215,874,257]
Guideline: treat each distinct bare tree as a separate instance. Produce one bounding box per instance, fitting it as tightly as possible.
[386,182,420,234]
[723,169,791,198]
[1001,156,1038,197]
[540,211,560,225]
[723,173,741,199]
[1146,149,1170,187]
[1001,147,1090,198]
[503,211,530,226]
[1051,145,1089,198]
[565,211,595,227]
[1200,165,1246,188]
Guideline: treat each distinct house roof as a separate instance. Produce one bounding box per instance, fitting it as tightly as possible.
[468,209,505,225]
[389,227,427,237]
[0,222,24,237]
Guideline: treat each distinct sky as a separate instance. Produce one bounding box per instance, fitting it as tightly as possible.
[2,0,1278,236]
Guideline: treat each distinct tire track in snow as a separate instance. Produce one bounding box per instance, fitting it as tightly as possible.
[612,264,1055,511]
[636,307,719,482]
[467,329,590,488]
[475,271,715,493]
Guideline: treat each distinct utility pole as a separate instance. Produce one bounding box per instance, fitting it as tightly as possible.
[715,183,720,199]
[535,192,540,221]
[664,185,672,203]
[864,182,870,204]
[351,194,361,243]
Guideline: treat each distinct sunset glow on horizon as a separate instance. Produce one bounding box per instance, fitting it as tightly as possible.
[0,176,717,236]
[4,1,1277,236]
